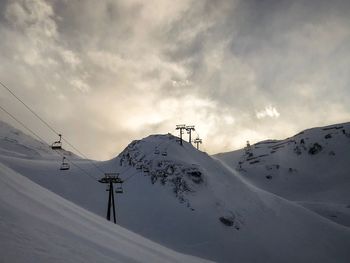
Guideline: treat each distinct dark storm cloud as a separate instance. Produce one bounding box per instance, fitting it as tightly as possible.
[0,0,349,159]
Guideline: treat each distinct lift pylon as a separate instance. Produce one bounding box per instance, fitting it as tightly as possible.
[194,137,202,150]
[176,124,186,146]
[98,173,123,224]
[186,125,195,144]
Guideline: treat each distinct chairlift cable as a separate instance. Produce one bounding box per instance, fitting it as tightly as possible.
[61,138,106,175]
[122,135,172,183]
[121,140,171,183]
[0,80,106,176]
[123,170,139,182]
[0,104,46,145]
[0,104,98,182]
[54,150,98,181]
[0,80,58,135]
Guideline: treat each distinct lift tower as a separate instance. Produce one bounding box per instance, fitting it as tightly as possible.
[194,137,202,150]
[186,125,195,144]
[98,173,123,224]
[176,124,186,146]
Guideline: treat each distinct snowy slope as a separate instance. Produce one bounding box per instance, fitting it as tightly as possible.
[113,135,350,262]
[1,120,350,263]
[0,163,211,263]
[215,122,350,227]
[0,121,76,159]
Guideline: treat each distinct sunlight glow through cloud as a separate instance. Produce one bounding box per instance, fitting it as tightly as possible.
[0,0,349,160]
[256,106,280,119]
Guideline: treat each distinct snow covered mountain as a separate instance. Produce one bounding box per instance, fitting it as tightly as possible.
[1,120,350,262]
[214,122,350,227]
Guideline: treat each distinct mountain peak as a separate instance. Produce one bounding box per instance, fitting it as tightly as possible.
[116,133,206,207]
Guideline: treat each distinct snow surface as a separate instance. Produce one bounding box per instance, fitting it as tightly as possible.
[0,163,210,263]
[1,120,350,262]
[215,122,350,226]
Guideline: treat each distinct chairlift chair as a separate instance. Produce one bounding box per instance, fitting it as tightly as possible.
[115,183,123,194]
[60,156,70,171]
[162,151,167,156]
[154,147,160,155]
[51,134,62,150]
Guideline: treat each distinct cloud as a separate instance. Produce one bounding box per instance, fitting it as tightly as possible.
[70,79,90,93]
[61,50,81,68]
[256,106,280,119]
[0,0,350,160]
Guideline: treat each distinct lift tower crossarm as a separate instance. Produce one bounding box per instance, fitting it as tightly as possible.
[176,124,186,146]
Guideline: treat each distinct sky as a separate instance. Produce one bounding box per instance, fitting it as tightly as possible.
[0,0,349,160]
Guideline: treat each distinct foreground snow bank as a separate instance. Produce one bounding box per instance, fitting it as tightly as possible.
[0,163,210,263]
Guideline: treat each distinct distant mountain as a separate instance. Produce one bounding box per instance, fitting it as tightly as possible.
[1,120,350,263]
[214,122,350,227]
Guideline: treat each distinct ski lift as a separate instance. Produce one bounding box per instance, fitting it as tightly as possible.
[154,147,160,154]
[115,182,123,194]
[136,163,142,170]
[162,151,167,156]
[60,156,70,171]
[143,167,149,173]
[51,134,62,150]
[105,185,110,191]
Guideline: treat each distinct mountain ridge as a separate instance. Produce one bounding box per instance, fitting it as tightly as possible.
[1,120,350,262]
